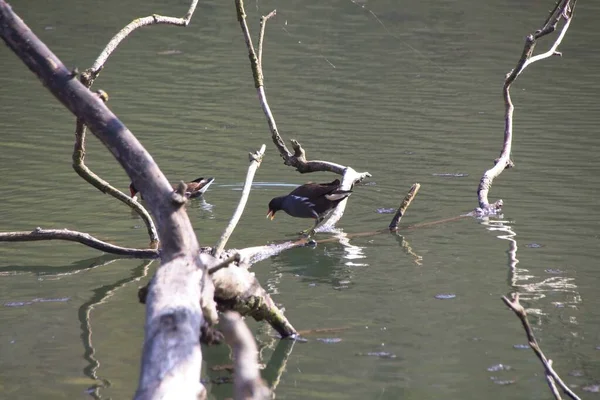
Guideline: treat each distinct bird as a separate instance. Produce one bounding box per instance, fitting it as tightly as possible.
[267,179,352,237]
[129,177,215,200]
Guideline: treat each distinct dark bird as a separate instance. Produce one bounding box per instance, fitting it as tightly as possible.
[129,177,215,200]
[267,179,352,236]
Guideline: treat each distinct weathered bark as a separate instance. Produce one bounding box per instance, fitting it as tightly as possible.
[212,261,297,338]
[0,3,215,399]
[477,0,576,216]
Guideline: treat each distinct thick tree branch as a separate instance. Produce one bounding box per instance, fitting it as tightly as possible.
[0,3,215,398]
[0,227,158,258]
[502,293,581,400]
[477,0,576,216]
[221,312,271,400]
[235,0,370,180]
[213,145,266,258]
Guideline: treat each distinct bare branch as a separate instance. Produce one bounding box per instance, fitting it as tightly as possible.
[213,145,266,258]
[88,0,199,81]
[235,0,370,180]
[221,312,271,400]
[477,0,576,215]
[502,293,581,400]
[315,167,360,232]
[0,227,158,258]
[389,183,420,231]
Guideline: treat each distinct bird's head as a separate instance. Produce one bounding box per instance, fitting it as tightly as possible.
[267,196,285,220]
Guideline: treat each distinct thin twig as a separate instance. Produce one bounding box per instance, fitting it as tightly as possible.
[221,312,271,400]
[502,293,581,400]
[0,227,159,258]
[213,145,266,258]
[235,0,370,180]
[87,0,199,82]
[389,183,420,231]
[477,0,576,215]
[258,10,276,68]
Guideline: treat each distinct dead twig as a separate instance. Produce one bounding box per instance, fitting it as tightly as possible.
[502,293,581,400]
[477,0,576,216]
[221,312,271,400]
[213,145,266,258]
[0,227,158,258]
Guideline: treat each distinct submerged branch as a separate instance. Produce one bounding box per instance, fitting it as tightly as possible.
[235,0,370,180]
[213,145,266,258]
[0,227,158,258]
[502,293,581,400]
[476,0,576,216]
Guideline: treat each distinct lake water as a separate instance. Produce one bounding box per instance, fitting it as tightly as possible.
[1,0,600,398]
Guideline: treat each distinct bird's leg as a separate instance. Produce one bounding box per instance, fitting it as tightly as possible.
[299,218,321,238]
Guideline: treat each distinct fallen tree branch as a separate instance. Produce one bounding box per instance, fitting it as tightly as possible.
[235,0,370,181]
[0,4,216,398]
[502,293,581,400]
[221,312,271,400]
[213,145,266,258]
[0,227,159,258]
[477,0,576,216]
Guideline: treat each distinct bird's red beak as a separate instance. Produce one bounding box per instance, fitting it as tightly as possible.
[266,209,275,220]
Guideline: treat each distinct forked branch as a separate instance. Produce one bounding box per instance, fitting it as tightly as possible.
[502,293,581,400]
[235,0,370,181]
[477,0,576,215]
